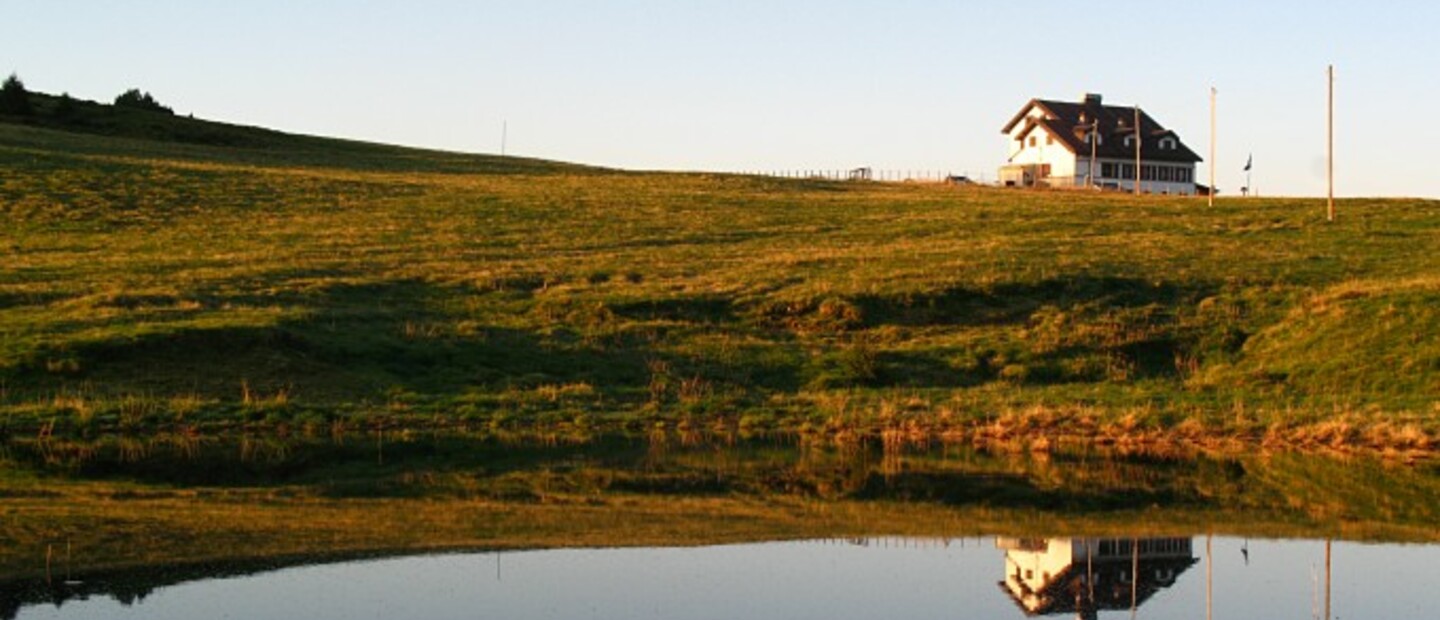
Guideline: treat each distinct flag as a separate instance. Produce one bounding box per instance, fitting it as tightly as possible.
[1243,154,1252,172]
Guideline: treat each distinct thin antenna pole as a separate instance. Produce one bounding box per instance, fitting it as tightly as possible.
[1134,106,1142,195]
[1209,87,1216,206]
[501,121,508,157]
[1327,65,1335,221]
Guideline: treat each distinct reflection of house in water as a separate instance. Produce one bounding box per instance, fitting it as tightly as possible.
[997,537,1196,619]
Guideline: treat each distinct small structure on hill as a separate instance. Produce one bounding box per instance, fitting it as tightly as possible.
[999,93,1202,195]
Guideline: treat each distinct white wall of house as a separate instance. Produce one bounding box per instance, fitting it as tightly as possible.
[1002,539,1077,609]
[1126,179,1195,195]
[1004,105,1053,159]
[1006,125,1077,183]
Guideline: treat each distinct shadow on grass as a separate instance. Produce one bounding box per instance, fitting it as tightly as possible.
[4,275,1223,406]
[852,275,1210,328]
[7,280,658,401]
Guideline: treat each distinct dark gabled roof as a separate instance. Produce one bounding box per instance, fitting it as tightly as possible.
[1003,97,1202,164]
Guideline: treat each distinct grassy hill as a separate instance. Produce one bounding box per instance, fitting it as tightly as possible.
[1,96,1437,450]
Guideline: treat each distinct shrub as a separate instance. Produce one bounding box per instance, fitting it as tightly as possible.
[114,88,173,114]
[54,92,77,120]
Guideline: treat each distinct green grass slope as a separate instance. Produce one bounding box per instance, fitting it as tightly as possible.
[1,105,1437,445]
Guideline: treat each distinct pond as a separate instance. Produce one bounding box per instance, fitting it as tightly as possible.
[2,433,1437,619]
[9,537,1437,619]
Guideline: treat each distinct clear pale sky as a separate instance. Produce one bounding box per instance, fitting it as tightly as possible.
[7,1,1439,197]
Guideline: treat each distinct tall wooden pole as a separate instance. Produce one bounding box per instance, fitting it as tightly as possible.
[1134,106,1142,195]
[1209,87,1216,206]
[1327,65,1335,221]
[1089,120,1099,188]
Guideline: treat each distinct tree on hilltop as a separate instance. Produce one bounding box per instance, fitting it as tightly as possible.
[54,92,78,120]
[0,73,33,116]
[114,88,173,115]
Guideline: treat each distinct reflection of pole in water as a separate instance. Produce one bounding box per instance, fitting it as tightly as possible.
[1311,539,1334,620]
[1324,539,1332,620]
[1086,539,1094,603]
[1206,534,1213,620]
[1130,536,1139,620]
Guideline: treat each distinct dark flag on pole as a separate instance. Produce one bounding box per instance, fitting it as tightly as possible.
[1243,154,1252,172]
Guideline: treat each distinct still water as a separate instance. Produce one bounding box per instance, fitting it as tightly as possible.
[11,536,1435,620]
[4,433,1438,619]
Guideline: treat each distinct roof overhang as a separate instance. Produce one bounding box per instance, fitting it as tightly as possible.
[1001,99,1062,134]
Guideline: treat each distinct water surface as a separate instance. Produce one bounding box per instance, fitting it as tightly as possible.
[11,537,1435,620]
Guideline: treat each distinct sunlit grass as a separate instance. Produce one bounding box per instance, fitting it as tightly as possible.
[1,121,1437,451]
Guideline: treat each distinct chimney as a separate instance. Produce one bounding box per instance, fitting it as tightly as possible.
[1083,93,1103,106]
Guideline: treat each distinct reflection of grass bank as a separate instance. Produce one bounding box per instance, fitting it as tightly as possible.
[10,396,1435,460]
[3,434,1438,584]
[2,119,1439,453]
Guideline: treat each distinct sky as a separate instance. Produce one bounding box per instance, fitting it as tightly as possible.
[6,0,1440,197]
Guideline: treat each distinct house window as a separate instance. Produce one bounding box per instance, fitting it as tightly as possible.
[1160,137,1176,150]
[1101,162,1116,178]
[1028,136,1037,147]
[1046,136,1055,145]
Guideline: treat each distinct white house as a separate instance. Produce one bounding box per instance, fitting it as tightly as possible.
[998,94,1202,195]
